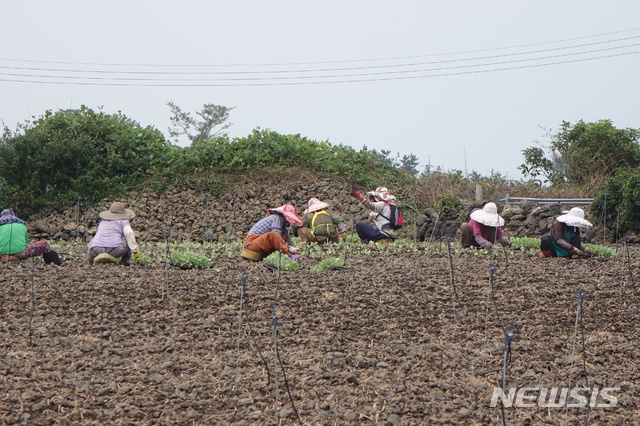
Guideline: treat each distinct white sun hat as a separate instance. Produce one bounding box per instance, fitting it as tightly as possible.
[556,207,592,228]
[470,202,505,227]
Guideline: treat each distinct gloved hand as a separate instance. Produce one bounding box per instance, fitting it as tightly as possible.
[584,247,594,255]
[133,251,142,262]
[339,232,347,241]
[503,239,512,247]
[288,246,298,254]
[349,190,364,201]
[570,246,584,255]
[288,254,301,260]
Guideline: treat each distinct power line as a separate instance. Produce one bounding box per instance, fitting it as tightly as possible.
[1,26,639,68]
[1,35,639,76]
[0,50,637,87]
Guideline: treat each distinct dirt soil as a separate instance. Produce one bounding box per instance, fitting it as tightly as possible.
[1,244,639,425]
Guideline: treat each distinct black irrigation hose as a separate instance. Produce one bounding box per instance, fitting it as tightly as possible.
[237,272,273,390]
[563,289,590,426]
[271,251,302,425]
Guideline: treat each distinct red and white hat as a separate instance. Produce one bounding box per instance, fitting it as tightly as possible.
[303,198,330,214]
[267,204,303,227]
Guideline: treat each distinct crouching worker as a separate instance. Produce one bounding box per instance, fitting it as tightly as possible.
[0,208,63,265]
[296,198,347,244]
[460,202,510,250]
[242,204,302,261]
[540,207,593,258]
[350,187,398,243]
[87,202,141,266]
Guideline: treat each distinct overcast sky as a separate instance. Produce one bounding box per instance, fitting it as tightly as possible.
[2,1,639,179]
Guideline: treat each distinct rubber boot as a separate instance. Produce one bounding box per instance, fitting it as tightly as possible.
[43,250,63,265]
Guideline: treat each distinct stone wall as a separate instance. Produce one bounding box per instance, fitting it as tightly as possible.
[26,175,610,244]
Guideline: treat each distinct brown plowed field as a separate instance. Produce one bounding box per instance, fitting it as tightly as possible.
[1,243,639,425]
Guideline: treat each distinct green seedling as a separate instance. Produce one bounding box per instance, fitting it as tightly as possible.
[170,250,213,269]
[311,257,345,272]
[263,252,298,271]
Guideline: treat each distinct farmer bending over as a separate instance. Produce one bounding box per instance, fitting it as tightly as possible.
[87,202,141,266]
[350,187,397,243]
[296,198,347,244]
[460,202,510,250]
[540,207,594,258]
[0,208,63,265]
[242,204,301,261]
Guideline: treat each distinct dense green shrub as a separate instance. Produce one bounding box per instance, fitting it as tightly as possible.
[172,129,407,189]
[0,106,173,214]
[590,168,640,230]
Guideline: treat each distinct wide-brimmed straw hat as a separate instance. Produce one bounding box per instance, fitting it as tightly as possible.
[556,207,592,228]
[366,186,397,203]
[267,204,303,227]
[99,202,136,221]
[470,202,505,227]
[304,198,330,214]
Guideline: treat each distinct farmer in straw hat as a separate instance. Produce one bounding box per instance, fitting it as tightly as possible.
[540,207,594,258]
[87,202,141,265]
[350,186,398,243]
[241,204,302,261]
[459,202,510,250]
[296,198,347,244]
[0,208,63,265]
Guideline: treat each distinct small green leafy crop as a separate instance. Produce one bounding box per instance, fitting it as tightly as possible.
[311,257,345,272]
[510,237,541,250]
[170,251,213,269]
[584,243,617,257]
[263,252,298,271]
[134,253,154,264]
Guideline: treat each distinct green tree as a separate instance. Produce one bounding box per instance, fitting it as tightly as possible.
[519,120,640,188]
[518,146,565,185]
[0,106,172,214]
[167,102,234,144]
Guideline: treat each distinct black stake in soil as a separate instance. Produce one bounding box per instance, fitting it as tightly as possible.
[445,236,460,322]
[602,192,607,245]
[235,271,248,387]
[564,289,590,426]
[74,196,81,242]
[81,196,88,243]
[427,210,441,248]
[28,251,37,346]
[615,205,622,252]
[622,234,638,301]
[272,252,281,421]
[500,325,517,426]
[162,207,176,300]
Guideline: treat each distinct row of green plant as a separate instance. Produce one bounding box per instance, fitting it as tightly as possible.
[509,237,617,257]
[50,237,617,271]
